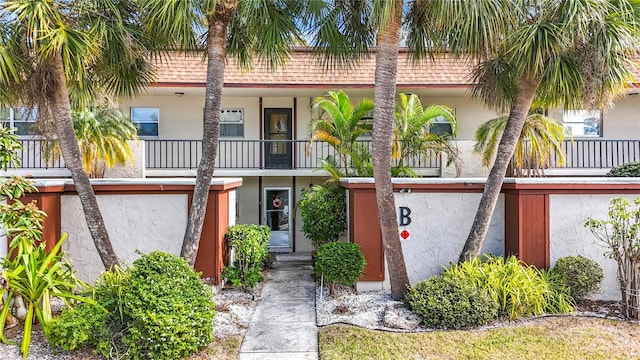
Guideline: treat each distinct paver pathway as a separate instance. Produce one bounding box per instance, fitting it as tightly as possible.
[239,253,318,360]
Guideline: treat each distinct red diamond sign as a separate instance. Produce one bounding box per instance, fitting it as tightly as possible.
[400,229,410,240]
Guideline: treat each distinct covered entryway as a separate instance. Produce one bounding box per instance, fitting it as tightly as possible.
[264,187,292,252]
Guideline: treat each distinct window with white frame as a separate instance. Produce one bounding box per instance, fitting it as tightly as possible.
[563,110,602,137]
[430,113,455,136]
[131,107,159,137]
[0,107,38,135]
[220,108,244,137]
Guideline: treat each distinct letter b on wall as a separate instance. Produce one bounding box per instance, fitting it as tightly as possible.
[399,206,412,226]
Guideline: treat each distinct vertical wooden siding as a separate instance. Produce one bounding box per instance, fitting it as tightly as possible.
[504,192,549,268]
[349,189,385,280]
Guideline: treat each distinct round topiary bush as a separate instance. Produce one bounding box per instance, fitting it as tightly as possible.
[123,251,216,360]
[606,162,640,177]
[315,242,366,289]
[552,255,604,300]
[404,275,498,329]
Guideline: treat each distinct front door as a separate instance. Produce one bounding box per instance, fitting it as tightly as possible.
[264,187,292,252]
[264,108,292,169]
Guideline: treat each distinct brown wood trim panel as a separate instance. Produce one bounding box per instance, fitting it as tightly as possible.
[349,189,385,281]
[341,182,486,192]
[62,181,243,194]
[504,192,550,269]
[502,182,640,193]
[20,193,61,252]
[189,191,230,284]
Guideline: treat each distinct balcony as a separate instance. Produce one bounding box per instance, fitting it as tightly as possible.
[144,139,441,176]
[5,139,640,178]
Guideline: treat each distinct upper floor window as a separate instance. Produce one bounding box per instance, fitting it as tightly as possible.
[430,115,454,136]
[0,107,38,135]
[563,110,602,137]
[131,107,159,137]
[220,108,244,137]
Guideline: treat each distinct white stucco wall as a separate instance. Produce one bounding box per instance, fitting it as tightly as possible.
[604,96,640,140]
[442,140,490,178]
[103,140,145,178]
[549,194,640,301]
[62,194,188,283]
[393,191,505,285]
[420,95,500,141]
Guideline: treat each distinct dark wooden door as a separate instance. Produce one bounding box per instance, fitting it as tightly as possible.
[264,108,292,169]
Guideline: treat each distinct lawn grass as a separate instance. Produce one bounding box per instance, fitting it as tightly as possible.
[319,317,640,360]
[185,336,242,360]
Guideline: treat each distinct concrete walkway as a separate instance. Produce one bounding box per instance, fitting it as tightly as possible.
[239,253,318,360]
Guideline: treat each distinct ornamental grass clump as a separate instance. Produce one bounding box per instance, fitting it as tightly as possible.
[444,255,574,320]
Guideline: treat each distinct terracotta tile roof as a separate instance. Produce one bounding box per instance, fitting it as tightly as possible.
[152,49,640,88]
[152,49,475,87]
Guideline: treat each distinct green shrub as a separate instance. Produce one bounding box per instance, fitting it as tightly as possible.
[90,264,132,358]
[297,184,347,249]
[222,224,270,289]
[552,255,604,300]
[46,302,108,351]
[404,275,498,329]
[606,162,640,177]
[445,256,574,319]
[315,242,366,290]
[122,252,215,360]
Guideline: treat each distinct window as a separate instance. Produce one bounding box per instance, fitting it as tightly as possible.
[563,110,602,137]
[0,107,38,135]
[430,115,454,136]
[131,107,159,137]
[220,108,244,137]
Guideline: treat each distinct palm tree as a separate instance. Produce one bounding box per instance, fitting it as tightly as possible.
[304,0,446,299]
[474,110,570,177]
[309,90,374,177]
[419,0,640,261]
[41,106,139,178]
[392,93,461,177]
[139,0,304,265]
[0,0,155,269]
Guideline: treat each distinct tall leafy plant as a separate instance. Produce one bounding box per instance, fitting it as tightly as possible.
[1,0,156,270]
[309,90,374,179]
[222,224,270,290]
[297,184,347,250]
[392,93,461,177]
[585,197,640,319]
[41,106,139,178]
[0,125,90,358]
[474,110,570,177]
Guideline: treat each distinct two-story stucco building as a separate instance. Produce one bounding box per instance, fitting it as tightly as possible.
[4,49,640,253]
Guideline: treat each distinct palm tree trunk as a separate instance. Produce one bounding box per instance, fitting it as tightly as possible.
[181,3,237,265]
[459,79,538,262]
[50,53,119,269]
[372,2,410,301]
